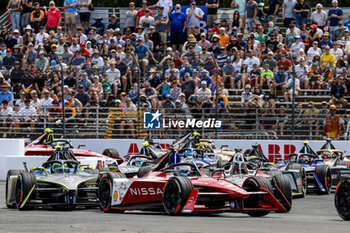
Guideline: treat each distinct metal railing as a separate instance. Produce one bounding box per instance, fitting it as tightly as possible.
[0,106,347,140]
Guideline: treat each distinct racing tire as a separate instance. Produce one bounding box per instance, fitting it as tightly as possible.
[15,172,36,210]
[163,176,193,215]
[243,176,273,217]
[216,157,223,168]
[102,148,120,159]
[315,165,332,194]
[138,165,152,178]
[98,172,125,213]
[288,164,307,197]
[335,179,350,220]
[272,175,292,212]
[5,170,23,209]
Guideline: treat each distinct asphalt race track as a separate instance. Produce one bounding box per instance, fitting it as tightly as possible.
[0,182,348,233]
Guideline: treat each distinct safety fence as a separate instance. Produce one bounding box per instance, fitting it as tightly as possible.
[0,106,348,140]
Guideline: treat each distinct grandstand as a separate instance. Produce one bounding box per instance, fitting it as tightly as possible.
[0,3,349,140]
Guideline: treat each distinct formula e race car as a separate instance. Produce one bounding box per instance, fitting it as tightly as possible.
[5,147,105,210]
[97,149,291,216]
[278,153,332,194]
[243,144,307,197]
[25,130,124,164]
[334,168,350,220]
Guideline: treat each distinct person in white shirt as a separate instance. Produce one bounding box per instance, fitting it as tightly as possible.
[15,92,27,109]
[243,50,260,72]
[330,41,344,60]
[77,26,87,43]
[91,50,104,68]
[149,0,173,15]
[295,58,310,88]
[1,100,13,137]
[310,4,327,29]
[19,99,37,133]
[106,61,121,96]
[284,76,300,102]
[115,45,126,60]
[35,27,49,46]
[307,41,322,64]
[195,81,212,102]
[40,89,53,113]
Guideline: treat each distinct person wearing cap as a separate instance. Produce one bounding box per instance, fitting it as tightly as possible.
[33,51,49,72]
[107,14,120,31]
[105,61,121,96]
[240,84,253,107]
[2,48,15,71]
[124,2,137,33]
[276,53,292,72]
[195,80,211,103]
[310,4,327,30]
[43,1,61,32]
[293,0,310,29]
[154,6,168,53]
[91,15,105,35]
[141,81,158,108]
[328,0,343,35]
[136,0,153,25]
[319,31,333,49]
[197,32,210,49]
[324,104,345,138]
[139,9,155,34]
[74,42,90,59]
[0,83,14,106]
[290,35,305,55]
[169,4,187,51]
[334,20,346,41]
[186,1,204,35]
[64,0,78,33]
[149,0,173,16]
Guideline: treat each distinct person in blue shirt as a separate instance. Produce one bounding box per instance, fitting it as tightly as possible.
[169,4,187,52]
[328,0,343,35]
[200,70,214,92]
[64,0,79,33]
[135,38,150,73]
[270,66,287,98]
[71,50,86,67]
[180,64,193,80]
[0,85,14,106]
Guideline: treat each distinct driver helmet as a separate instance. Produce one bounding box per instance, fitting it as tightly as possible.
[185,150,193,158]
[52,163,62,173]
[142,140,150,147]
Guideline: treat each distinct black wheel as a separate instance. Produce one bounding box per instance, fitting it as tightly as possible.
[243,176,273,217]
[288,164,307,197]
[15,172,36,210]
[272,175,292,212]
[315,165,332,194]
[163,176,193,215]
[6,170,23,209]
[138,165,152,178]
[102,148,120,159]
[335,180,350,220]
[216,157,223,168]
[98,173,113,212]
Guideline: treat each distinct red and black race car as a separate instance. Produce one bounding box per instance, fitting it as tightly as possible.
[25,132,124,164]
[97,151,292,216]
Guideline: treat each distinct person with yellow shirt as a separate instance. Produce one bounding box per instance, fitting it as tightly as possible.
[320,46,336,67]
[219,27,230,47]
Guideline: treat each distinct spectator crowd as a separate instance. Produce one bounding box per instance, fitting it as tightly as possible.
[0,0,349,139]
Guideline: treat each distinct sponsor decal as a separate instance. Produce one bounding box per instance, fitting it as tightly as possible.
[129,187,163,196]
[143,111,221,129]
[113,191,118,201]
